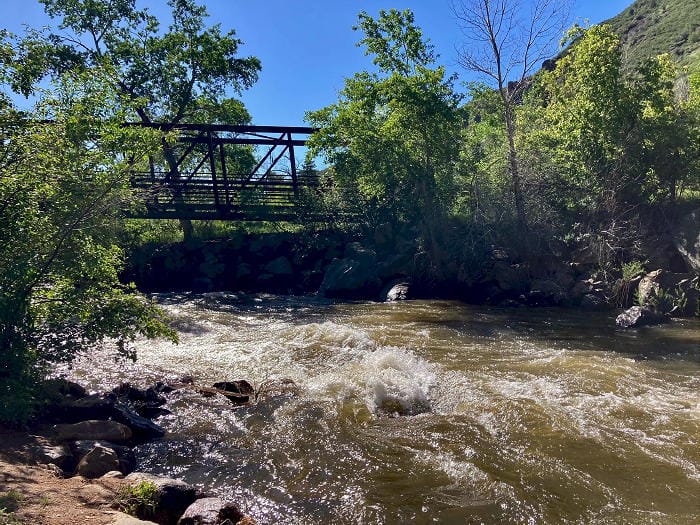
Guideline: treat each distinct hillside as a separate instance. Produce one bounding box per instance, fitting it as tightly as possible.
[606,0,700,72]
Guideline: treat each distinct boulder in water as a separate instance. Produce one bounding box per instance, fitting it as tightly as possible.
[112,402,166,440]
[616,306,670,328]
[177,497,245,525]
[212,380,254,396]
[381,281,412,302]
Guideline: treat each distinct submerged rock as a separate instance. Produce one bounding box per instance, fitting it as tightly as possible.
[177,497,245,525]
[616,306,670,328]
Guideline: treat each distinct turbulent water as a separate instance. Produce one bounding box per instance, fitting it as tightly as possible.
[65,293,700,524]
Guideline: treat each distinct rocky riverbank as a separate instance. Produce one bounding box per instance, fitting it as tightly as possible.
[122,209,700,325]
[0,378,259,525]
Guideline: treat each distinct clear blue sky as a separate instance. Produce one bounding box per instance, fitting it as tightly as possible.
[1,0,633,125]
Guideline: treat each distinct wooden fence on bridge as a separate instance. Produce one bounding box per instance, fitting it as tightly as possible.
[127,123,322,221]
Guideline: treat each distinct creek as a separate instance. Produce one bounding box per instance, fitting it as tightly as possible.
[64,293,700,524]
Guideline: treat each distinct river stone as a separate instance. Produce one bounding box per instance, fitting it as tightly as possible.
[177,497,245,525]
[25,441,73,472]
[75,443,121,479]
[112,402,166,439]
[264,256,293,276]
[126,472,198,525]
[42,378,87,400]
[53,420,133,442]
[71,440,136,474]
[381,281,412,302]
[212,380,254,395]
[111,512,159,525]
[102,470,125,479]
[319,257,381,299]
[113,383,167,406]
[52,395,115,423]
[616,306,670,328]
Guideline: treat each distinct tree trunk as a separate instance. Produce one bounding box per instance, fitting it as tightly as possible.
[161,138,194,242]
[503,101,528,255]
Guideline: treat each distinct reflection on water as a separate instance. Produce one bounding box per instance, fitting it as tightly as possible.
[66,294,700,524]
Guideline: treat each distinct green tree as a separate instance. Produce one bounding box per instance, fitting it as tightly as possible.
[307,9,462,274]
[0,67,175,423]
[453,0,571,251]
[14,0,261,239]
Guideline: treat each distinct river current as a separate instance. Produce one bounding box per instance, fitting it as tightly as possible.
[64,293,700,524]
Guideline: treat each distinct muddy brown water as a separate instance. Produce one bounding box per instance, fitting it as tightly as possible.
[64,294,700,524]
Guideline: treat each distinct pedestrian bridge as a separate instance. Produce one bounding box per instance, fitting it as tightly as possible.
[127,123,323,221]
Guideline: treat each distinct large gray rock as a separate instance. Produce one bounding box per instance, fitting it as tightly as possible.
[54,395,115,423]
[75,443,121,479]
[319,246,382,299]
[71,440,136,474]
[527,279,566,306]
[177,498,245,525]
[126,472,198,525]
[637,270,699,316]
[381,281,412,302]
[25,442,73,472]
[42,378,87,399]
[264,256,293,276]
[673,207,700,274]
[488,262,529,295]
[616,306,670,328]
[53,420,133,442]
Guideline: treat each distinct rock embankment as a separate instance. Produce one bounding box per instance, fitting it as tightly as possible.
[1,377,258,525]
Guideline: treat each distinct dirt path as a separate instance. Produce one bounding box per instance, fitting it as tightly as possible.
[0,427,126,525]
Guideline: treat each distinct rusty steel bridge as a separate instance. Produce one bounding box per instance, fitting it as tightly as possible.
[127,123,321,221]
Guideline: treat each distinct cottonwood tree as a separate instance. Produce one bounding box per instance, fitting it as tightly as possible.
[0,68,176,423]
[13,0,261,239]
[307,9,463,275]
[452,0,570,249]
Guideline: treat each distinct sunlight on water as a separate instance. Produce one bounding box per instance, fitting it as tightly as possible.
[65,294,700,524]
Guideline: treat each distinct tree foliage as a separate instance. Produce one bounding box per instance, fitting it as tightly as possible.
[307,10,463,272]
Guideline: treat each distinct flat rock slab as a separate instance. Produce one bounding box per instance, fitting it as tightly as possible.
[53,420,133,442]
[111,511,159,525]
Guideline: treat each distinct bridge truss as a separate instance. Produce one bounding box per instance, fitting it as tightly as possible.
[128,123,319,221]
